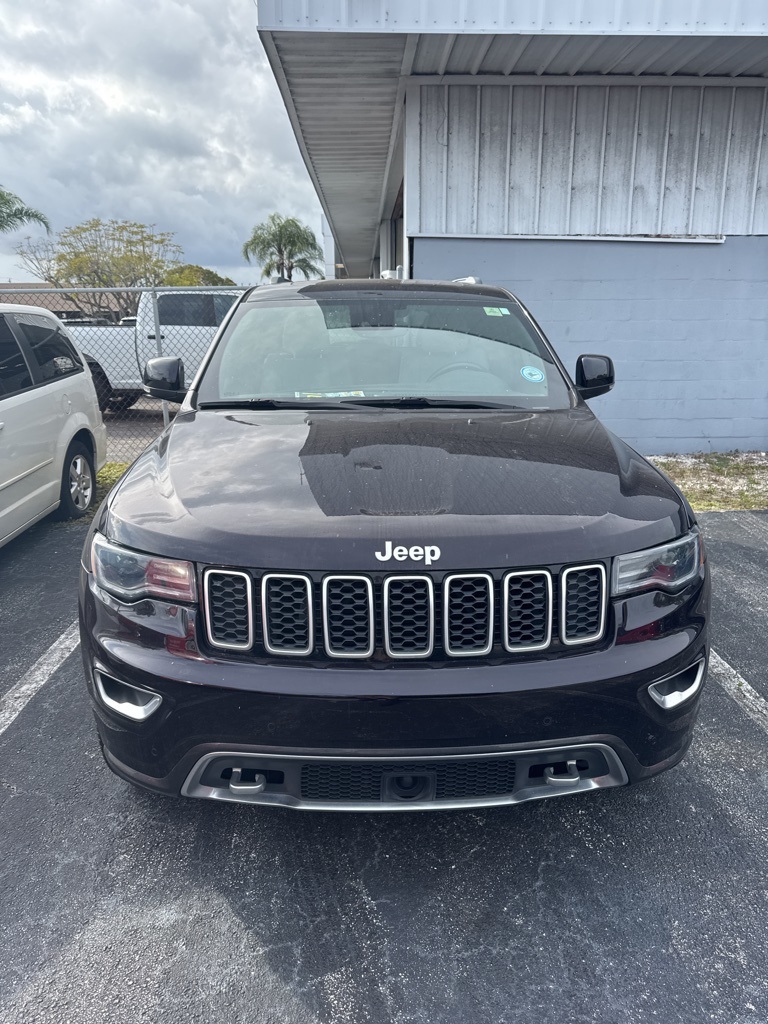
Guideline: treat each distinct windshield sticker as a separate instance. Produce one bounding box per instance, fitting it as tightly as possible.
[483,306,503,316]
[294,391,366,398]
[500,307,511,315]
[520,366,545,383]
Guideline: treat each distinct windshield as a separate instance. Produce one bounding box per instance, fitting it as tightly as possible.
[196,292,572,409]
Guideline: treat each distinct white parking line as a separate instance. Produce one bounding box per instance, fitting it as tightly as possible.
[0,622,767,745]
[709,649,768,736]
[0,621,80,738]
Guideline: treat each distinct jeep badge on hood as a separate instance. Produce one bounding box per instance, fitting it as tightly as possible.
[375,542,442,565]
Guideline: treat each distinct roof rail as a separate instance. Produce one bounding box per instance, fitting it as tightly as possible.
[452,276,482,284]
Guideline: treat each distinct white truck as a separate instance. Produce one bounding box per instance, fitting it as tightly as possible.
[64,288,243,411]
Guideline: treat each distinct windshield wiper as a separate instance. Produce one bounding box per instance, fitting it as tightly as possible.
[197,397,526,411]
[197,399,358,410]
[334,397,526,410]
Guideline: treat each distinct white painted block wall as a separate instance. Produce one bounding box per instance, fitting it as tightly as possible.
[414,236,768,455]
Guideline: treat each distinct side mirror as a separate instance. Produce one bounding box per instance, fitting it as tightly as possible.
[143,357,186,402]
[575,354,615,400]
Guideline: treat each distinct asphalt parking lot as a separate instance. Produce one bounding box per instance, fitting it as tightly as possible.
[103,398,167,463]
[1,513,768,1024]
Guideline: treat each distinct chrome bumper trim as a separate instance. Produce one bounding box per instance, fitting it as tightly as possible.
[180,743,628,811]
[648,658,707,710]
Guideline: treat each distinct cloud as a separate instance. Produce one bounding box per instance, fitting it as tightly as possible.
[0,0,322,284]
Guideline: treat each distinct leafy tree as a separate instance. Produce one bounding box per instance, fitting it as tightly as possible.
[16,218,182,320]
[242,213,323,282]
[164,264,237,286]
[0,185,50,234]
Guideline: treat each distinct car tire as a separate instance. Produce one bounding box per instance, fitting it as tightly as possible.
[108,391,141,413]
[92,369,113,412]
[83,357,113,412]
[56,441,96,520]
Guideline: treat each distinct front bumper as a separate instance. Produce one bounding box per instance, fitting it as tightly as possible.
[79,567,709,810]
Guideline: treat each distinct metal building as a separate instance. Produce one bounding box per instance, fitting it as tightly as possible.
[257,1,768,453]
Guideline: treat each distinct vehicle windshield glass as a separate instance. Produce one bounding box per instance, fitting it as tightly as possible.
[197,292,572,409]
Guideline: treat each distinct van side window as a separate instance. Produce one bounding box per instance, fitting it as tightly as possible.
[12,313,83,383]
[0,316,34,397]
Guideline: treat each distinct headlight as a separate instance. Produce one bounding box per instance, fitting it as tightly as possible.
[91,534,197,603]
[612,530,702,596]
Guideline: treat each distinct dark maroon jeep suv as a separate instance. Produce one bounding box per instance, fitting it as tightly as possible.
[79,279,709,811]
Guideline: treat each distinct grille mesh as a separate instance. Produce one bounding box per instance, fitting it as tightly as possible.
[263,575,311,653]
[505,572,551,650]
[205,572,251,648]
[385,577,433,655]
[300,759,517,802]
[445,575,492,654]
[324,577,372,655]
[563,567,604,642]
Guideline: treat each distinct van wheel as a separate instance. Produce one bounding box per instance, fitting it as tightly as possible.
[56,441,96,519]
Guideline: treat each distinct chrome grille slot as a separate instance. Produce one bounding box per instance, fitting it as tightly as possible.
[503,570,552,652]
[383,576,434,658]
[560,564,607,645]
[203,570,253,651]
[261,574,313,655]
[322,576,374,658]
[443,573,494,657]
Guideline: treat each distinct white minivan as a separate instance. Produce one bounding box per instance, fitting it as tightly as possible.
[0,304,107,548]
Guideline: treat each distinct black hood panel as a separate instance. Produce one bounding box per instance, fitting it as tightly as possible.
[106,408,689,570]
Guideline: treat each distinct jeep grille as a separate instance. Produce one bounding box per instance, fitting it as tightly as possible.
[202,563,607,659]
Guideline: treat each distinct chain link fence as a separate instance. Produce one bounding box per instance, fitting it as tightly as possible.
[0,286,244,463]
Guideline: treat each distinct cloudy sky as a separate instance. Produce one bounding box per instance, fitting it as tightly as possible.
[0,0,322,284]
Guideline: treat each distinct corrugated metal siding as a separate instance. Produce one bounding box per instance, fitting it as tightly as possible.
[268,31,407,276]
[410,33,768,76]
[414,83,768,236]
[259,1,768,38]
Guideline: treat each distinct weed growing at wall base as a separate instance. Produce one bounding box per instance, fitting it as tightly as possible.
[651,452,768,511]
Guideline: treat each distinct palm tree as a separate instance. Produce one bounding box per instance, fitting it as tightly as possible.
[242,213,323,282]
[0,185,50,234]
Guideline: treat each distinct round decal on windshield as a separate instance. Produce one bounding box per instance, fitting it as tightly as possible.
[520,366,545,383]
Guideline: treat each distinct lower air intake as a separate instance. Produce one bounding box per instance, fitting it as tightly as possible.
[300,758,517,802]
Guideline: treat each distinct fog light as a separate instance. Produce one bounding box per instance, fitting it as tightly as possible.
[648,659,706,710]
[94,671,163,721]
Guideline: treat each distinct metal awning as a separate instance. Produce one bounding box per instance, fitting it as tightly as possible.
[257,1,768,276]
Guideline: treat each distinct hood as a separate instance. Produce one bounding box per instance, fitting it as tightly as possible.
[105,407,689,570]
